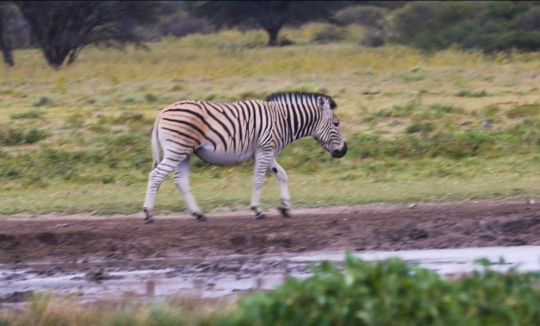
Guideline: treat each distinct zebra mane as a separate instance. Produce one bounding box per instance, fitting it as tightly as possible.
[265,92,337,110]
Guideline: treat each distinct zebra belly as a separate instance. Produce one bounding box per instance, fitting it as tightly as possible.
[195,145,253,165]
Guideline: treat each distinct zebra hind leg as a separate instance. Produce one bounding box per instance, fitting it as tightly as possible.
[251,151,273,220]
[143,161,177,224]
[270,159,291,218]
[173,156,208,222]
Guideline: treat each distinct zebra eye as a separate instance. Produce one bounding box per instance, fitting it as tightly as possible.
[333,121,339,127]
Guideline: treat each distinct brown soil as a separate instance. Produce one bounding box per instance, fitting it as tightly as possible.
[2,200,540,264]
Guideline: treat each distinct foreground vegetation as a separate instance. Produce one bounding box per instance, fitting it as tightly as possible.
[1,26,540,215]
[3,255,540,325]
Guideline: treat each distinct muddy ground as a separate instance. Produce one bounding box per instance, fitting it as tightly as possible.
[2,201,540,303]
[2,201,540,264]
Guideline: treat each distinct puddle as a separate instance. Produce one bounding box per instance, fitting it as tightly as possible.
[3,246,540,304]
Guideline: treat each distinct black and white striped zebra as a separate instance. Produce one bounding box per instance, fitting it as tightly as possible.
[143,91,347,223]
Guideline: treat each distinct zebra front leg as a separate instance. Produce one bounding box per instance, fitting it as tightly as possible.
[269,158,291,218]
[174,156,207,222]
[251,151,272,220]
[143,160,177,224]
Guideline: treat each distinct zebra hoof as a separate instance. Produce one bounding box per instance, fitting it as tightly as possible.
[194,213,208,222]
[143,208,152,222]
[145,219,155,225]
[278,206,291,218]
[255,213,267,220]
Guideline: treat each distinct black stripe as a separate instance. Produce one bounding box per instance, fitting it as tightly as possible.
[170,106,229,151]
[162,127,201,145]
[162,118,217,149]
[165,139,194,149]
[206,102,237,149]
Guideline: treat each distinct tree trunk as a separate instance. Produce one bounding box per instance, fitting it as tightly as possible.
[42,45,70,69]
[0,45,13,66]
[265,26,281,46]
[0,6,14,66]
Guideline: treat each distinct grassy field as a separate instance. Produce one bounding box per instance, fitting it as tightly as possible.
[2,25,540,216]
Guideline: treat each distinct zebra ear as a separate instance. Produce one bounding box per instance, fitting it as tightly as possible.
[317,96,330,111]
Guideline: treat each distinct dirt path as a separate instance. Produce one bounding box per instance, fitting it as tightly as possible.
[2,201,540,264]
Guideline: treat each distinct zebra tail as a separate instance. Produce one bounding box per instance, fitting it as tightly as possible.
[151,118,162,170]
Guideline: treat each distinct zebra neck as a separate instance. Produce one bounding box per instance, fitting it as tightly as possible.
[281,104,318,144]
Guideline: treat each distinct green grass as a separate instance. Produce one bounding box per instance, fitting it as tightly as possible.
[1,25,540,215]
[1,163,539,216]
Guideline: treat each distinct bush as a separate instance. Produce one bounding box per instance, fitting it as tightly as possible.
[122,93,139,104]
[484,1,532,21]
[229,254,540,326]
[515,6,540,31]
[157,12,212,39]
[392,2,439,39]
[456,89,490,97]
[10,110,45,119]
[392,1,540,53]
[145,93,158,103]
[360,28,386,47]
[32,96,51,107]
[24,128,48,144]
[311,25,349,43]
[405,122,436,134]
[0,127,47,146]
[334,5,387,28]
[507,102,540,119]
[64,113,86,128]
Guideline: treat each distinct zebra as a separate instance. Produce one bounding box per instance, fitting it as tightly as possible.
[142,91,347,223]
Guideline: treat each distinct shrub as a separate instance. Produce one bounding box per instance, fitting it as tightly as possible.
[392,1,540,53]
[405,122,436,134]
[24,128,48,144]
[515,6,540,31]
[311,25,349,43]
[10,110,45,119]
[361,102,417,123]
[334,5,387,28]
[360,28,386,47]
[230,254,540,326]
[484,1,532,21]
[32,96,51,107]
[0,127,47,146]
[507,103,540,118]
[157,12,212,39]
[483,104,501,117]
[64,113,86,128]
[0,128,24,145]
[456,90,490,97]
[392,2,439,39]
[122,93,139,104]
[145,93,158,103]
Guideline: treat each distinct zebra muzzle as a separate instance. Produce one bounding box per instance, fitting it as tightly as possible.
[331,142,347,158]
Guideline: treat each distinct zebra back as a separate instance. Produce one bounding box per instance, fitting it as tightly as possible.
[265,92,337,110]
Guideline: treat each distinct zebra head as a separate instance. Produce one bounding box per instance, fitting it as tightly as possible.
[313,96,347,158]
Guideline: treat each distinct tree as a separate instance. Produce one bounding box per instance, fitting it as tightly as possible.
[0,2,15,66]
[192,1,344,46]
[13,1,161,68]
